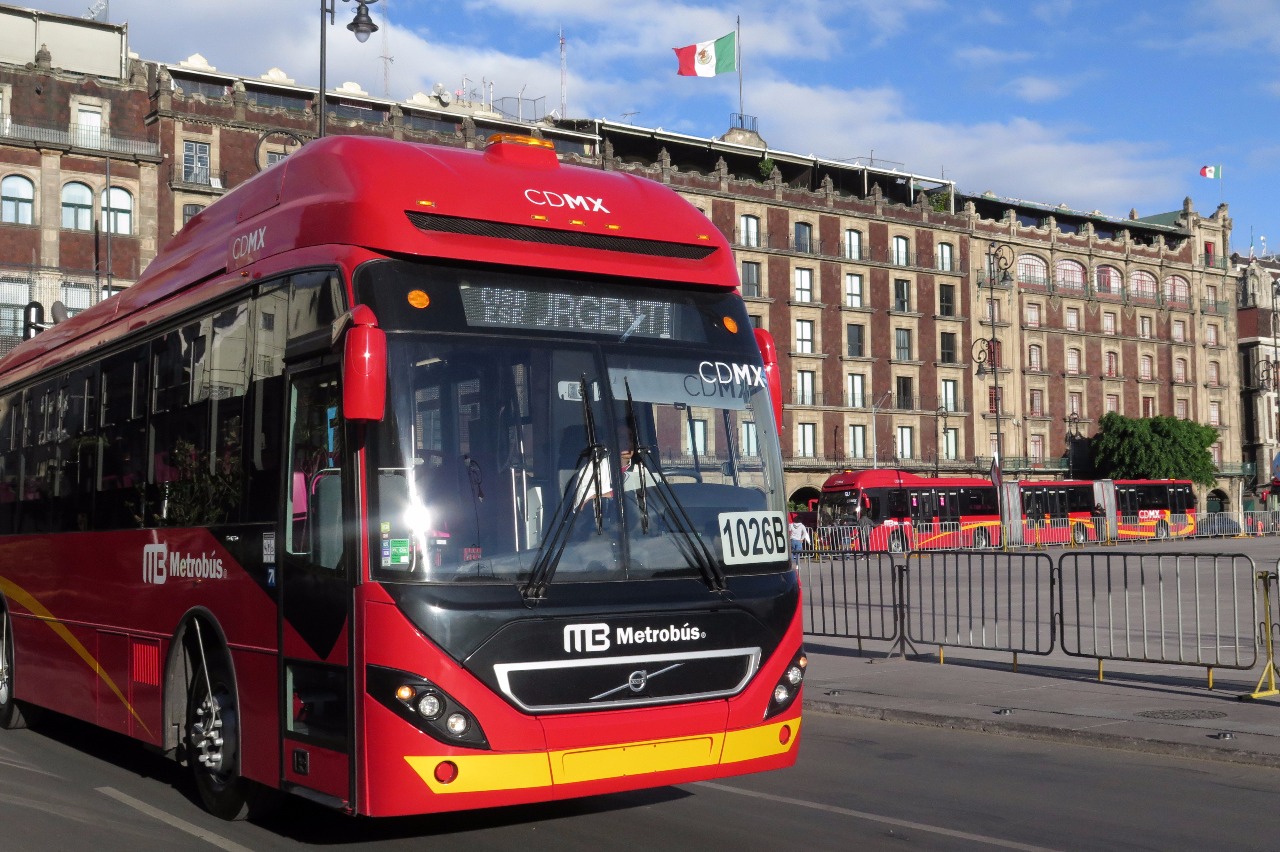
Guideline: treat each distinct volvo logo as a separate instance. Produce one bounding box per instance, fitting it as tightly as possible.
[627,670,648,692]
[591,662,683,701]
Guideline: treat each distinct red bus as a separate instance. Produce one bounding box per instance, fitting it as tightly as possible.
[1011,478,1196,545]
[816,469,1001,552]
[0,134,802,819]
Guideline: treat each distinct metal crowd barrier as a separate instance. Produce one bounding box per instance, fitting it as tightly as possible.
[799,551,898,642]
[903,550,1055,658]
[1057,551,1258,681]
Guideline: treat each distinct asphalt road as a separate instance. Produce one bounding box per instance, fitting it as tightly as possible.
[5,706,1280,851]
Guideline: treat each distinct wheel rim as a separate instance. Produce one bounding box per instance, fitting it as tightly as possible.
[973,530,987,549]
[191,680,240,789]
[0,614,10,708]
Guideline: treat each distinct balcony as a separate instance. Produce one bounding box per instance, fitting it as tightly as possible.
[0,115,158,157]
[1201,254,1228,270]
[169,163,229,193]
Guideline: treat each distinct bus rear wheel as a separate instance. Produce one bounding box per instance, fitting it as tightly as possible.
[186,654,263,820]
[0,608,32,730]
[1155,521,1170,540]
[1072,524,1088,545]
[971,528,989,550]
[888,532,908,554]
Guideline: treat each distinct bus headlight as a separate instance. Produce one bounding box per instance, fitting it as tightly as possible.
[369,666,489,749]
[416,692,444,720]
[765,648,807,720]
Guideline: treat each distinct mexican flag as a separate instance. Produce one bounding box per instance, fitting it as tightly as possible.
[674,32,737,77]
[1199,164,1222,178]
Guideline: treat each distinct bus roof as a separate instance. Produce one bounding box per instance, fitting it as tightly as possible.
[0,134,737,382]
[821,469,995,491]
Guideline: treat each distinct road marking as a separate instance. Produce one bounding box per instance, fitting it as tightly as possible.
[697,781,1063,852]
[0,756,61,777]
[96,787,255,852]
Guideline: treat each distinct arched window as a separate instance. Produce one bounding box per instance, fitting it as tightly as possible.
[793,221,813,253]
[1095,265,1122,295]
[1105,351,1118,377]
[102,186,132,235]
[1208,361,1220,385]
[1140,355,1153,380]
[738,214,759,248]
[61,182,93,230]
[891,235,910,266]
[1,175,35,225]
[1016,254,1048,287]
[1066,348,1081,375]
[1174,358,1187,383]
[844,228,863,260]
[1131,270,1158,302]
[936,242,954,272]
[1163,275,1190,306]
[1055,259,1085,292]
[1027,344,1042,371]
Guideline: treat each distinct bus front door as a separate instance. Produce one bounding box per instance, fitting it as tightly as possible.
[279,367,354,809]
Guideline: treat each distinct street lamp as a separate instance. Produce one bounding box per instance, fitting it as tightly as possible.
[935,406,950,477]
[976,241,1014,465]
[1065,412,1082,480]
[319,0,379,139]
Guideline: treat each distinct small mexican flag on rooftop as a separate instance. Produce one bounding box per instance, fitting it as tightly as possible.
[1199,164,1222,179]
[674,31,737,77]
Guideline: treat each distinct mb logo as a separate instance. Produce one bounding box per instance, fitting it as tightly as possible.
[563,623,610,653]
[143,543,167,585]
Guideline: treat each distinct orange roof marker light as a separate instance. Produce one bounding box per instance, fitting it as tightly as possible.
[484,133,559,168]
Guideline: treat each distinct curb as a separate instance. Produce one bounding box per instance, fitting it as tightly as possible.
[803,698,1280,770]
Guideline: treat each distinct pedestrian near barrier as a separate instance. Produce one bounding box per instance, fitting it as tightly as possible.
[789,514,811,564]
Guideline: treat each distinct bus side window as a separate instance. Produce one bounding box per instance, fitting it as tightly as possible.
[286,372,345,573]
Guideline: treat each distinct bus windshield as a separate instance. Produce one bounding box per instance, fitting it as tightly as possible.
[357,261,786,585]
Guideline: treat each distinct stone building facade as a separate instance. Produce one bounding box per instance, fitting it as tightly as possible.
[0,3,1247,510]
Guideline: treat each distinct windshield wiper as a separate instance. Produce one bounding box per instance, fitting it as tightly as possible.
[623,382,727,594]
[521,376,605,602]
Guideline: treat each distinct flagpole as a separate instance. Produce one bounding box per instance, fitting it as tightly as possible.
[736,16,743,118]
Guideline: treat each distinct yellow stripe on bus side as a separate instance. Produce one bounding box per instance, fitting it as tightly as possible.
[403,717,799,794]
[0,575,153,738]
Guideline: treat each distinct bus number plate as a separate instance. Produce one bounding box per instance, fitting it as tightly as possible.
[718,511,788,565]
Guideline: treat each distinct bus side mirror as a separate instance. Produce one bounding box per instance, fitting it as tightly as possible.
[753,327,783,429]
[341,305,386,421]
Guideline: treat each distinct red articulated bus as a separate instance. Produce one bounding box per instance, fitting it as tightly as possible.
[817,470,1196,552]
[815,469,1001,553]
[0,134,802,819]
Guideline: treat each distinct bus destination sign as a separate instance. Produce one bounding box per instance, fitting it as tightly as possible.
[459,284,676,340]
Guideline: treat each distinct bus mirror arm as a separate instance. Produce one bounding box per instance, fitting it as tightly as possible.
[339,305,387,421]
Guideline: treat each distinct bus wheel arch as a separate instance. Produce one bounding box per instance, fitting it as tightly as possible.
[168,610,265,820]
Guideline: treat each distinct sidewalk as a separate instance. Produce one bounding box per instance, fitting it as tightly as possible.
[802,635,1280,768]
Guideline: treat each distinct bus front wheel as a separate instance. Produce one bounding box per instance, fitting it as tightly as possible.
[0,608,32,730]
[1155,521,1170,540]
[971,528,989,550]
[1072,524,1088,545]
[888,532,908,554]
[186,653,264,820]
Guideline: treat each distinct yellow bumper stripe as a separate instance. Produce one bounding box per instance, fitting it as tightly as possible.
[404,717,799,795]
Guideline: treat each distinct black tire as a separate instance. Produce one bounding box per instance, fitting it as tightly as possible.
[971,528,989,550]
[1155,521,1170,540]
[0,608,31,730]
[186,653,263,820]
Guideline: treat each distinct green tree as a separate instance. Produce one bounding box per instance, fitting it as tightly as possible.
[1091,412,1219,487]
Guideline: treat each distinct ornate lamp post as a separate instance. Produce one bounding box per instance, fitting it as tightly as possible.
[1065,412,1082,480]
[976,241,1014,465]
[319,0,379,139]
[935,406,950,477]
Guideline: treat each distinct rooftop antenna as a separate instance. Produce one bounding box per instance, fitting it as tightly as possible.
[378,2,393,97]
[621,111,638,124]
[559,27,567,119]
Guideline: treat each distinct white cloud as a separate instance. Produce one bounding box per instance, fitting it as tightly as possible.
[1006,76,1071,103]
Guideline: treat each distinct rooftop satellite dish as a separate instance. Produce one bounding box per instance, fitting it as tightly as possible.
[50,301,69,324]
[547,108,560,121]
[439,90,452,106]
[432,82,452,105]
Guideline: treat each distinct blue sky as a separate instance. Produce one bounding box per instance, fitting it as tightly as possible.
[25,0,1280,255]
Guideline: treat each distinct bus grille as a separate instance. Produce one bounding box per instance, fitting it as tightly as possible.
[405,211,718,260]
[492,647,760,714]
